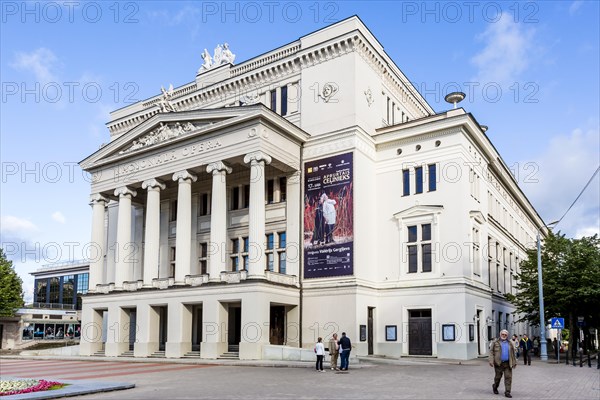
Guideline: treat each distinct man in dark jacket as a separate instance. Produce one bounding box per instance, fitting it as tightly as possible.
[519,334,533,365]
[338,332,352,371]
[489,329,517,398]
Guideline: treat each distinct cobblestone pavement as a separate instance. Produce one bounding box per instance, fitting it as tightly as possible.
[2,358,598,399]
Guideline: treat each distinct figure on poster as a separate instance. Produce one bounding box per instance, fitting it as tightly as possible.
[311,194,325,245]
[321,193,337,244]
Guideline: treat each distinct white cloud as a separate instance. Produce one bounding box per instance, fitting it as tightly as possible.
[520,126,600,238]
[569,1,583,15]
[10,48,59,82]
[0,215,39,236]
[51,211,66,224]
[470,14,537,85]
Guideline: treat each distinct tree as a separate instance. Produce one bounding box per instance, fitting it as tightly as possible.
[507,233,600,355]
[0,248,24,317]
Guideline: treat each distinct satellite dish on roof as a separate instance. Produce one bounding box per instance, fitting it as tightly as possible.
[444,92,466,109]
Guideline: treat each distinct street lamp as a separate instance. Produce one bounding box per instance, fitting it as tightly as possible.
[537,220,559,361]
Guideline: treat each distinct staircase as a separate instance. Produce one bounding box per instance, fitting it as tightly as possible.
[149,350,166,358]
[92,349,105,357]
[118,350,134,357]
[219,344,239,360]
[183,350,202,358]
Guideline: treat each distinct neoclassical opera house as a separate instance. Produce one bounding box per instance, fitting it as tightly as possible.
[79,16,544,360]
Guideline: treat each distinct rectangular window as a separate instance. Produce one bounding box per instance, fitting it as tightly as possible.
[279,252,286,274]
[415,166,423,194]
[231,187,240,210]
[199,242,208,275]
[266,233,275,250]
[392,102,395,124]
[170,247,176,278]
[408,225,417,242]
[422,224,431,241]
[270,89,277,111]
[281,85,288,116]
[279,177,287,202]
[200,193,209,216]
[408,245,418,273]
[231,239,240,271]
[35,279,47,304]
[386,97,390,124]
[170,200,178,222]
[422,244,432,272]
[428,164,437,192]
[267,179,274,204]
[267,253,274,271]
[279,231,286,248]
[402,169,410,196]
[243,185,250,208]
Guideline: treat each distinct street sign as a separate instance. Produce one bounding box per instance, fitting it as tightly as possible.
[551,317,565,329]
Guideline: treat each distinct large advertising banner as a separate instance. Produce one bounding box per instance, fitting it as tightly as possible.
[303,152,353,278]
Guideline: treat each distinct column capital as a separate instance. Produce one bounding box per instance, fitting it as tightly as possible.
[89,193,108,205]
[142,178,166,191]
[243,151,272,165]
[114,186,137,198]
[172,170,198,183]
[206,161,232,175]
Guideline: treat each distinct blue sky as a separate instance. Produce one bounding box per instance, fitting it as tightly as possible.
[1,1,599,301]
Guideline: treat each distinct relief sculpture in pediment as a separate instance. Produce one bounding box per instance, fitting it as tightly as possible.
[120,121,197,154]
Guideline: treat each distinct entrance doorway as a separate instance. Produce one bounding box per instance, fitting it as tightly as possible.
[408,309,432,356]
[270,305,285,345]
[368,307,374,355]
[157,306,168,351]
[227,305,241,348]
[127,309,137,351]
[192,305,203,351]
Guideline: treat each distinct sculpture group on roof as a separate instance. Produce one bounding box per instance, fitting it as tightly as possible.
[198,43,236,73]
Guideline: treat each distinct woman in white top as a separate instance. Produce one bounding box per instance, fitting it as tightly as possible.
[315,337,325,371]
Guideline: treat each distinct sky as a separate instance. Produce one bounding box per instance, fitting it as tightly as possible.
[1,1,599,302]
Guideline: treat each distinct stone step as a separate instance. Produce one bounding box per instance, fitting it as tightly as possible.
[150,351,166,358]
[119,351,134,357]
[183,351,202,358]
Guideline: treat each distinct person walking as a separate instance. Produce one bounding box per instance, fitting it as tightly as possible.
[511,334,520,359]
[328,333,339,370]
[489,329,517,398]
[315,337,325,372]
[338,332,352,371]
[520,334,533,365]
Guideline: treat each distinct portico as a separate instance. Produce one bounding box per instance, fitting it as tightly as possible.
[79,106,307,359]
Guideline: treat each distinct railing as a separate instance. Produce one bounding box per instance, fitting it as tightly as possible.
[24,302,76,310]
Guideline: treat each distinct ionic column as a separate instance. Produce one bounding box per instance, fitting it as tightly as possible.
[142,179,166,287]
[89,194,108,291]
[243,151,272,279]
[206,161,232,281]
[172,170,197,284]
[114,186,137,290]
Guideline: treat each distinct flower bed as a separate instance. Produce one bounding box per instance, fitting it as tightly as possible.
[0,379,65,396]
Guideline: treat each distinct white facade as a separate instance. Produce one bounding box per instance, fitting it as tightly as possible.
[79,16,544,360]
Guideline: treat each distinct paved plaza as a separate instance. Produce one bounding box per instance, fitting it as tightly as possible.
[1,357,598,399]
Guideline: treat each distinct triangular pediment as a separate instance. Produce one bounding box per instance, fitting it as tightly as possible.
[80,105,309,170]
[393,205,444,220]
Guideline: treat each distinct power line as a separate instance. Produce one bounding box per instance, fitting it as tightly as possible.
[555,165,600,228]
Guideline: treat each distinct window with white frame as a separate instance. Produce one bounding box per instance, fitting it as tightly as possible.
[169,246,176,278]
[407,223,432,273]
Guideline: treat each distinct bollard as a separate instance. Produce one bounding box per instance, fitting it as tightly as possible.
[588,354,592,368]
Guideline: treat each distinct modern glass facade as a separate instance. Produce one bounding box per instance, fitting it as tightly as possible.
[33,273,89,310]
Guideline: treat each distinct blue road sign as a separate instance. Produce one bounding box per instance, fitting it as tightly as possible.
[551,317,565,329]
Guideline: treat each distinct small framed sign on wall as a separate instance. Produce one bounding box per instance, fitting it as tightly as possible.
[360,325,367,341]
[442,324,456,341]
[385,325,397,341]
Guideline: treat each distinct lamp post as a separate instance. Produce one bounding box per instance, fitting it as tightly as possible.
[537,220,559,361]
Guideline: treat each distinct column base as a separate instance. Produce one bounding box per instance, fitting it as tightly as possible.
[165,341,191,358]
[105,342,128,357]
[239,342,266,360]
[134,341,159,357]
[200,342,227,359]
[79,340,102,356]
